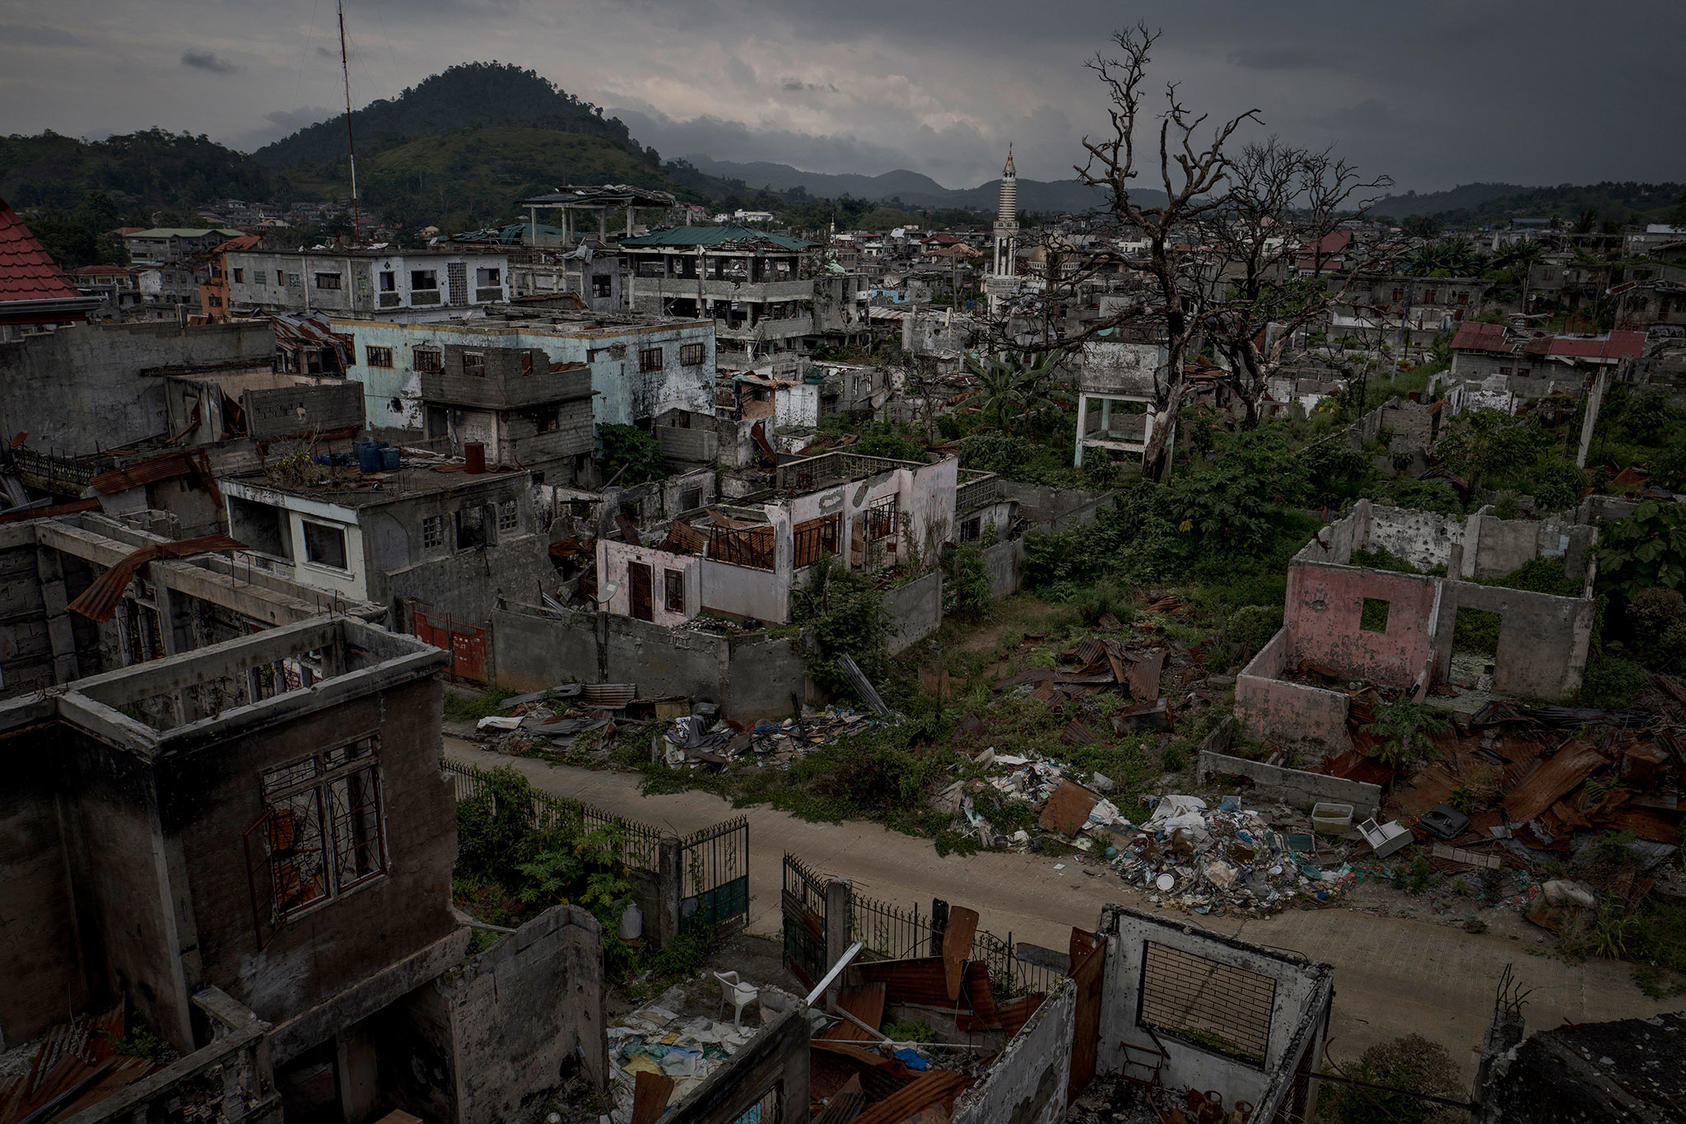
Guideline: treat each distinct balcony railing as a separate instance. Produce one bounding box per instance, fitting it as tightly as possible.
[956,470,1002,512]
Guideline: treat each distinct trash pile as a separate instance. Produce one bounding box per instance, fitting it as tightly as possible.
[606,993,760,1124]
[659,705,880,768]
[1105,795,1360,916]
[473,685,620,757]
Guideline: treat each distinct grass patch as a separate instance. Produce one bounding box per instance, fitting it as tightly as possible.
[443,686,516,722]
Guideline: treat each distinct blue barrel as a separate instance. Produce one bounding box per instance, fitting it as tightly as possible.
[356,441,380,473]
[381,446,400,471]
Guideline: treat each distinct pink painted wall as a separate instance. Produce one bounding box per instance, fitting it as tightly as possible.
[1284,564,1439,690]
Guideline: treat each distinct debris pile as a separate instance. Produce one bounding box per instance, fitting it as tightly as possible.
[606,992,759,1124]
[660,705,880,768]
[991,635,1174,732]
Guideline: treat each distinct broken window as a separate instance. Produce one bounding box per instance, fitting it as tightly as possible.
[413,347,443,373]
[476,266,502,287]
[497,500,519,535]
[260,736,385,920]
[462,351,486,376]
[639,347,664,372]
[314,272,342,290]
[793,514,841,568]
[861,494,898,542]
[378,270,396,292]
[664,568,686,613]
[592,274,612,298]
[302,520,348,571]
[1450,605,1502,687]
[680,342,705,366]
[365,345,393,369]
[1137,941,1275,1067]
[456,505,489,551]
[421,514,445,550]
[232,268,244,283]
[410,269,438,291]
[1360,597,1390,633]
[285,272,301,288]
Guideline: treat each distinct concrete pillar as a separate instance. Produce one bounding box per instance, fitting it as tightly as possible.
[656,836,684,946]
[1576,367,1609,469]
[823,879,853,997]
[1100,397,1112,434]
[1073,394,1089,467]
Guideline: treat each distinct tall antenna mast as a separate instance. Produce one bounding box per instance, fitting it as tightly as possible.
[338,0,360,243]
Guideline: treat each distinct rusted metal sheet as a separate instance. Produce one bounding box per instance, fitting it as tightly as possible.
[1502,743,1607,824]
[850,1070,971,1124]
[1039,780,1101,835]
[1067,926,1106,1101]
[1126,648,1166,701]
[942,907,979,1001]
[88,448,221,503]
[66,533,246,622]
[820,984,886,1041]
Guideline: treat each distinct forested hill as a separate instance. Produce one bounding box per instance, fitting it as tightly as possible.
[1372,181,1686,226]
[252,62,647,172]
[0,129,270,215]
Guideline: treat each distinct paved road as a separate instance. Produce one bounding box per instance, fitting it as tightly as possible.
[444,738,1677,1077]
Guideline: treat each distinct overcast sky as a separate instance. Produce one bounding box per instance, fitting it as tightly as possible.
[2,0,1683,193]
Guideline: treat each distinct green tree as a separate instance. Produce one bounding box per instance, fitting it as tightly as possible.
[1597,501,1686,599]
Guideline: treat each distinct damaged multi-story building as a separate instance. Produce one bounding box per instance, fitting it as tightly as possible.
[330,307,716,438]
[0,608,607,1123]
[1236,499,1599,754]
[618,225,818,363]
[223,247,512,320]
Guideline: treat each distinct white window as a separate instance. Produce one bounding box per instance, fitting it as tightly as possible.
[497,500,519,534]
[421,514,445,549]
[302,520,348,571]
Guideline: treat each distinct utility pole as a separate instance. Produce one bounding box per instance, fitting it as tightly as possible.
[338,0,360,243]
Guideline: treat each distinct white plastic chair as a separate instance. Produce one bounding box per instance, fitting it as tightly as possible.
[714,970,758,1028]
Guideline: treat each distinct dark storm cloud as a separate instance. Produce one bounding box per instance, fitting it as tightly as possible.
[181,50,240,74]
[0,24,85,47]
[1,0,1683,193]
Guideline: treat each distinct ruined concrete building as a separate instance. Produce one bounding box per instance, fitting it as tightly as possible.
[595,450,970,626]
[330,308,716,433]
[222,456,549,626]
[0,508,382,699]
[416,342,595,478]
[617,226,818,363]
[222,247,512,320]
[0,616,607,1123]
[1237,499,1598,754]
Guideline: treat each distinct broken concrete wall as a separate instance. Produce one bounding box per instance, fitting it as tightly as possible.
[430,905,607,1123]
[664,1002,810,1124]
[698,557,789,623]
[884,569,942,654]
[490,606,803,722]
[162,672,461,1054]
[998,481,1116,531]
[950,978,1076,1124]
[1284,562,1440,690]
[599,539,703,625]
[1096,907,1331,1121]
[1235,630,1353,754]
[1463,511,1596,584]
[0,528,58,696]
[980,536,1024,599]
[0,736,91,1046]
[1198,750,1382,819]
[0,321,276,453]
[1434,579,1595,700]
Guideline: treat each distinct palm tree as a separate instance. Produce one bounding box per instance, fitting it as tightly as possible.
[963,350,1058,435]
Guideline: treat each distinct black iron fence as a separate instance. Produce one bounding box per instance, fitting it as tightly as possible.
[443,757,663,872]
[781,853,830,987]
[679,816,749,935]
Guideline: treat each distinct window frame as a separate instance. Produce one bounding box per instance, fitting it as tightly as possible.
[260,736,387,921]
[639,346,664,372]
[664,568,686,613]
[314,272,343,291]
[409,268,439,292]
[365,345,394,369]
[421,513,446,550]
[300,519,350,572]
[680,342,706,367]
[462,351,486,377]
[413,346,443,373]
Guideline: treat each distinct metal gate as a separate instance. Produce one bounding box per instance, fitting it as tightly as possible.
[678,816,749,935]
[411,602,489,683]
[781,852,829,988]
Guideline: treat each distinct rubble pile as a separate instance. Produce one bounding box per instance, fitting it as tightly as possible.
[661,705,880,767]
[991,633,1174,732]
[473,685,621,757]
[605,992,759,1124]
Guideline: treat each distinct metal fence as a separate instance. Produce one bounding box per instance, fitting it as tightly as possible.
[781,853,830,987]
[847,887,1066,999]
[442,757,664,872]
[679,816,750,935]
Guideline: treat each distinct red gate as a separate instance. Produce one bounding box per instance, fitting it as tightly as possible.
[411,603,490,683]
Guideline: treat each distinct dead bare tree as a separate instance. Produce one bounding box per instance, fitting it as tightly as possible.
[1196,140,1393,425]
[1072,24,1260,479]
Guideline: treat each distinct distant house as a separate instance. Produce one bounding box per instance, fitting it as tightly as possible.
[1443,321,1645,413]
[223,247,511,320]
[0,198,100,339]
[121,225,246,267]
[619,225,819,361]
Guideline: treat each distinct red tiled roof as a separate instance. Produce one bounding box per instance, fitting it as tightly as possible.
[0,198,83,305]
[1450,321,1511,354]
[74,264,133,277]
[1521,331,1646,360]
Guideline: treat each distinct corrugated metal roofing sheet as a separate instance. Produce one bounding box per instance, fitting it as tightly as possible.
[620,225,816,251]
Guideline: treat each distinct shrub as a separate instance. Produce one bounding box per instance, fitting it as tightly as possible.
[1577,653,1647,710]
[1626,587,1686,672]
[1362,700,1448,768]
[792,556,893,700]
[1321,1035,1465,1124]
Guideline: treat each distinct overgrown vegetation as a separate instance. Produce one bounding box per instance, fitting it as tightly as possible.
[1317,1034,1466,1124]
[791,556,895,702]
[1362,700,1449,768]
[443,687,516,722]
[598,424,667,485]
